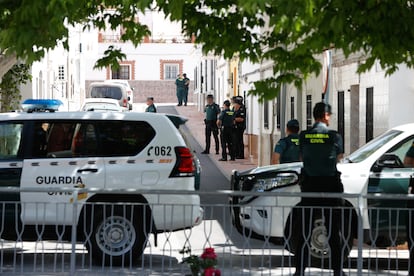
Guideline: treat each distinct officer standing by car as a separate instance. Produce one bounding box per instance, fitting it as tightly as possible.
[145,97,157,113]
[217,100,235,161]
[272,119,300,164]
[294,102,345,276]
[232,98,246,159]
[201,94,221,155]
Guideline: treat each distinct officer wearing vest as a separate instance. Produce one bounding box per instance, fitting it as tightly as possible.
[232,98,246,159]
[145,97,157,113]
[294,102,345,276]
[201,94,221,154]
[272,119,300,164]
[217,100,235,161]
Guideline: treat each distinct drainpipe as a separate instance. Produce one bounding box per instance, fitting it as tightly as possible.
[280,81,287,138]
[269,98,276,164]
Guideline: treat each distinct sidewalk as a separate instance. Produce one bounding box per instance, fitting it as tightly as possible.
[174,104,258,180]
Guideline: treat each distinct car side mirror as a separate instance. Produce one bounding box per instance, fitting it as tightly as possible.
[375,153,404,170]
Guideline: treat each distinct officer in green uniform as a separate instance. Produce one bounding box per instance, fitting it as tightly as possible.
[175,74,186,106]
[294,102,345,276]
[145,97,157,113]
[232,98,246,159]
[183,73,190,106]
[201,94,220,154]
[272,119,300,164]
[217,100,235,161]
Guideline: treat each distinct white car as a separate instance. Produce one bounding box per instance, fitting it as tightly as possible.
[80,98,124,112]
[231,123,414,264]
[0,111,202,265]
[105,79,134,110]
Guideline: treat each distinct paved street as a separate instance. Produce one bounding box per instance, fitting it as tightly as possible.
[0,104,411,275]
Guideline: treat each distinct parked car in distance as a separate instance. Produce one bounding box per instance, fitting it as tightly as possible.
[230,123,414,265]
[80,98,124,112]
[104,79,134,110]
[87,82,130,110]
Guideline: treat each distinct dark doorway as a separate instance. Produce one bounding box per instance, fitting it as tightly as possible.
[366,87,374,142]
[337,91,345,145]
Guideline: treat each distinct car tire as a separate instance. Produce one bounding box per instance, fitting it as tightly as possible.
[88,204,148,266]
[285,207,354,268]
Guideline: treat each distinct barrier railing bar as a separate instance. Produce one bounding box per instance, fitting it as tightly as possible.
[70,189,78,276]
[357,194,364,275]
[2,186,414,201]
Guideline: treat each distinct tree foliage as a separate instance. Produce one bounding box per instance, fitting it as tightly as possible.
[0,64,31,112]
[1,0,414,100]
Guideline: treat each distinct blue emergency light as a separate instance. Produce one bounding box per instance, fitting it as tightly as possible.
[21,99,63,112]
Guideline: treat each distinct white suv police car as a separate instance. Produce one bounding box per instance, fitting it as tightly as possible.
[231,123,414,264]
[0,110,202,265]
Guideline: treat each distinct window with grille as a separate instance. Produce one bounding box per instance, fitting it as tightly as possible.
[58,65,65,80]
[112,65,130,80]
[164,64,179,80]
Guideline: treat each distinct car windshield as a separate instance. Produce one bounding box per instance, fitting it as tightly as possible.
[83,103,120,111]
[345,130,402,163]
[91,86,122,100]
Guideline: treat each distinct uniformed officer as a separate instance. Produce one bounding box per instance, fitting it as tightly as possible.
[183,73,190,106]
[217,100,235,161]
[145,97,157,113]
[201,94,221,154]
[272,119,300,164]
[175,74,186,106]
[294,102,345,276]
[404,143,414,276]
[232,98,246,159]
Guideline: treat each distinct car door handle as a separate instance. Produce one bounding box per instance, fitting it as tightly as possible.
[77,168,98,173]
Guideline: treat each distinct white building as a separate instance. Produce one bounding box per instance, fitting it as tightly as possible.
[21,10,199,109]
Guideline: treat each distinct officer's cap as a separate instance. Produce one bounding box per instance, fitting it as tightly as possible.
[313,102,332,119]
[287,119,299,128]
[223,100,231,106]
[206,94,214,99]
[233,98,242,105]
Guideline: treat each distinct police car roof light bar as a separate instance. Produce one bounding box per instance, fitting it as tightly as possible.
[21,99,64,113]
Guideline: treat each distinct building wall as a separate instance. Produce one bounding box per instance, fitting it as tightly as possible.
[85,80,194,104]
[388,64,414,128]
[84,42,198,81]
[331,57,392,153]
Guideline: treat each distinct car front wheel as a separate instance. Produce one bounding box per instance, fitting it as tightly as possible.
[89,204,148,266]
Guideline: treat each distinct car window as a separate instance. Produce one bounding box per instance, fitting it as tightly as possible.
[97,121,155,157]
[72,123,99,157]
[386,136,414,162]
[91,86,122,100]
[346,130,402,163]
[0,123,23,160]
[31,122,98,158]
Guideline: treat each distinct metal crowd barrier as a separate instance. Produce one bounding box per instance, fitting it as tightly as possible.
[0,187,413,275]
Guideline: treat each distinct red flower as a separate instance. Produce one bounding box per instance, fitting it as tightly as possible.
[201,248,217,260]
[204,267,215,276]
[214,269,221,276]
